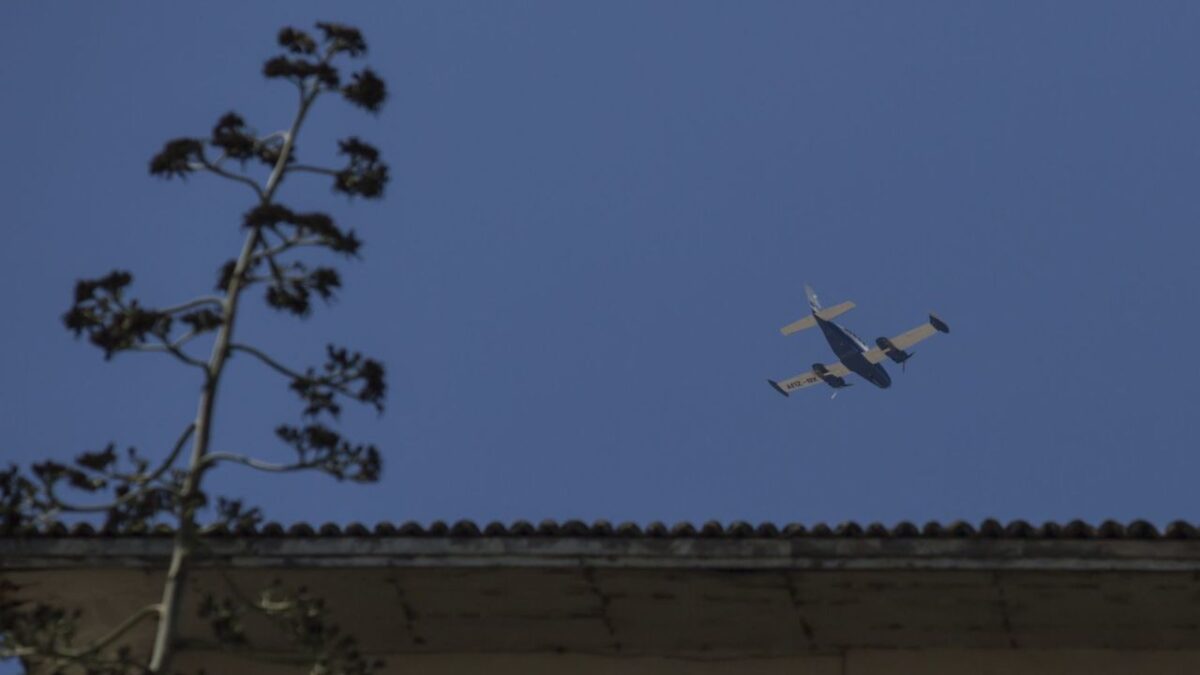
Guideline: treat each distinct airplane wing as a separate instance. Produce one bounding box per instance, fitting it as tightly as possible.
[768,361,851,396]
[864,314,950,364]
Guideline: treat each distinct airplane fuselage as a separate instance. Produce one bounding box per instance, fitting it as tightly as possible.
[816,316,892,389]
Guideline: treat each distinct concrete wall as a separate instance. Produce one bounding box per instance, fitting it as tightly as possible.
[9,535,1200,673]
[173,650,1200,675]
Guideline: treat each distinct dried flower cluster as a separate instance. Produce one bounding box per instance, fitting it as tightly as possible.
[336,137,390,198]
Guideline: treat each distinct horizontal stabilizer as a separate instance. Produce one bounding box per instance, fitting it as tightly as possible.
[780,315,817,335]
[816,301,855,321]
[779,301,855,336]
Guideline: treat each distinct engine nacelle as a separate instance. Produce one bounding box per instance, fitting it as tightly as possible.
[875,336,913,364]
[811,363,850,388]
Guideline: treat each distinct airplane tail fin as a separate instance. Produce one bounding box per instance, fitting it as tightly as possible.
[804,284,821,312]
[781,286,855,336]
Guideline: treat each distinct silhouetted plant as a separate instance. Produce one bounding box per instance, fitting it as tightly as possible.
[2,22,390,674]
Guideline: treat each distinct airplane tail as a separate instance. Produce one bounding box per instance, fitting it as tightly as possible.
[804,284,821,312]
[780,285,855,336]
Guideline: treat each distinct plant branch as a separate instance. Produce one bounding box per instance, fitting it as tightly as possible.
[229,343,361,400]
[203,452,318,474]
[94,424,197,487]
[3,605,159,661]
[228,343,305,381]
[37,425,195,514]
[159,296,225,316]
[70,603,162,658]
[193,158,265,200]
[145,423,198,486]
[131,339,208,371]
[286,164,340,177]
[251,235,326,264]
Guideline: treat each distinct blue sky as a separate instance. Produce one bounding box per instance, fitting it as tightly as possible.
[3,2,1200,531]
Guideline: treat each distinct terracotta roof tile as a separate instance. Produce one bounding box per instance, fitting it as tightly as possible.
[5,519,1197,540]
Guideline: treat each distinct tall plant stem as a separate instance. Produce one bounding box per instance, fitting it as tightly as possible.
[146,86,320,674]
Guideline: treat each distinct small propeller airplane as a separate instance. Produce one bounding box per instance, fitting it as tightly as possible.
[768,285,950,397]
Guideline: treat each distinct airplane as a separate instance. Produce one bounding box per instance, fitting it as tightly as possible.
[768,285,949,397]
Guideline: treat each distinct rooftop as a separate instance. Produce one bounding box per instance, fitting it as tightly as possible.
[3,517,1195,540]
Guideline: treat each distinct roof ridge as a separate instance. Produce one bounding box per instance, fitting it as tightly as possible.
[4,518,1194,540]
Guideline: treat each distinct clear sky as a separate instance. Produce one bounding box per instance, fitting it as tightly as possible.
[3,2,1200,531]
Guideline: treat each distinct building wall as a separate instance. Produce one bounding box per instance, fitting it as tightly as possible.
[175,650,1200,675]
[10,535,1200,674]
